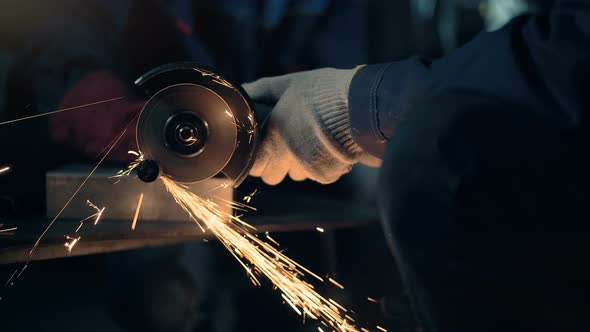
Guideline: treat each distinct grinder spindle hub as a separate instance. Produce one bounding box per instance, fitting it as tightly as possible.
[135,63,259,186]
[163,112,208,157]
[177,124,198,145]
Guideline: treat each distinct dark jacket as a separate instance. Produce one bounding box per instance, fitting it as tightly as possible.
[349,0,589,157]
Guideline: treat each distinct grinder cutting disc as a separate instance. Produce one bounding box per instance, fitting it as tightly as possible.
[135,63,259,186]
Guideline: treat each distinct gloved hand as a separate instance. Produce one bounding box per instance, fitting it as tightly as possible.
[243,68,381,185]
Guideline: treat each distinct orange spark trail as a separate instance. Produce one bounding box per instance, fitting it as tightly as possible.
[265,231,280,246]
[0,97,124,126]
[29,126,130,260]
[242,189,258,203]
[0,227,17,234]
[86,200,105,225]
[74,201,105,233]
[161,177,363,332]
[131,193,144,230]
[329,277,345,290]
[4,270,18,287]
[64,236,81,252]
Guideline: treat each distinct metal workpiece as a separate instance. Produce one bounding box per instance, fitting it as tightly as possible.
[0,164,378,264]
[45,165,233,222]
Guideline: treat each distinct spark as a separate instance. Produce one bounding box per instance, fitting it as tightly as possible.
[0,98,134,297]
[376,326,387,332]
[1,264,27,294]
[222,108,246,129]
[328,277,345,290]
[316,227,325,233]
[161,177,362,331]
[73,201,105,233]
[131,193,144,230]
[367,297,378,303]
[214,195,257,212]
[64,236,81,252]
[16,264,28,279]
[282,293,302,315]
[304,308,318,320]
[4,269,18,287]
[318,327,325,332]
[247,114,256,144]
[265,231,280,246]
[29,121,133,260]
[86,200,105,225]
[208,182,230,193]
[242,189,259,203]
[0,227,17,234]
[111,151,144,181]
[190,215,207,233]
[86,200,100,211]
[234,117,246,128]
[193,68,235,90]
[0,97,124,126]
[0,166,11,174]
[361,329,370,332]
[75,215,95,232]
[94,208,105,225]
[328,298,347,312]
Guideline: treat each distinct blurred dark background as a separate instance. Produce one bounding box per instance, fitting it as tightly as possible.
[0,1,529,331]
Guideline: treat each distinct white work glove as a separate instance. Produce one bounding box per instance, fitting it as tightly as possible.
[243,68,381,185]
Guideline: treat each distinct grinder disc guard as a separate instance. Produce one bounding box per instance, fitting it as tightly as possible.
[135,63,258,186]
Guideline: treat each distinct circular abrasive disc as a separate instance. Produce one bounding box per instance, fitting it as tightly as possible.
[137,83,237,183]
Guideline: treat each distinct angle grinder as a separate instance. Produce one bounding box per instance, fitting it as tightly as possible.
[133,63,269,187]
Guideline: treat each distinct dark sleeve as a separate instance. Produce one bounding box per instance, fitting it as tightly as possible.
[349,0,590,158]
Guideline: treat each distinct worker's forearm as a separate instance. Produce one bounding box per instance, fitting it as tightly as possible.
[348,0,590,159]
[348,59,432,158]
